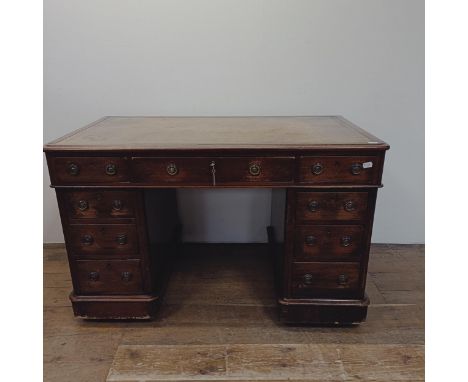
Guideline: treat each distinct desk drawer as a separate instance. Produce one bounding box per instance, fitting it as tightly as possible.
[50,157,129,185]
[291,262,361,298]
[64,190,137,220]
[294,225,364,261]
[68,224,139,256]
[296,191,369,222]
[131,157,294,185]
[298,156,381,185]
[75,259,143,294]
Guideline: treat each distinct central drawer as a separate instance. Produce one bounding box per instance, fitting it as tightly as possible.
[131,157,295,186]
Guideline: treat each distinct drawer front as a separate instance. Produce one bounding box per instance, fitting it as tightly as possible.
[296,191,369,222]
[75,259,143,294]
[51,157,129,184]
[291,262,361,298]
[64,191,137,220]
[294,225,364,261]
[131,157,294,185]
[215,157,294,185]
[298,156,380,185]
[68,224,139,256]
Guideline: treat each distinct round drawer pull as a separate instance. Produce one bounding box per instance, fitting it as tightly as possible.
[344,200,356,212]
[88,271,99,281]
[337,274,349,285]
[305,235,317,246]
[341,235,352,247]
[81,234,94,246]
[311,162,324,175]
[307,200,320,212]
[350,163,362,175]
[112,199,123,211]
[67,163,80,176]
[105,163,117,176]
[303,273,314,285]
[248,163,261,176]
[116,234,127,245]
[121,271,132,282]
[77,200,89,211]
[166,163,178,176]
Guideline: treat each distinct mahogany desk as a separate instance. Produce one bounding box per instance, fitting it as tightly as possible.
[44,116,389,324]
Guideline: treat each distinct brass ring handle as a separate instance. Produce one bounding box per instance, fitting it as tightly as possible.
[81,234,94,246]
[88,271,99,281]
[350,163,362,175]
[77,200,89,211]
[303,273,314,285]
[116,234,127,245]
[105,163,117,176]
[341,235,352,247]
[344,200,356,212]
[166,162,178,176]
[305,235,317,246]
[121,271,132,282]
[337,274,348,285]
[67,163,80,176]
[248,163,261,176]
[311,162,324,175]
[307,200,320,212]
[112,200,123,211]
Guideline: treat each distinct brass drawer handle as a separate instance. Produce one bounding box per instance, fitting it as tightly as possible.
[303,273,314,285]
[105,163,117,176]
[350,163,362,175]
[249,163,261,176]
[307,200,320,212]
[81,234,94,246]
[341,235,352,247]
[166,162,178,176]
[311,162,324,175]
[67,163,80,176]
[344,200,356,212]
[88,271,99,281]
[116,234,127,245]
[305,235,317,246]
[337,274,349,285]
[121,271,132,282]
[77,200,89,211]
[112,199,123,211]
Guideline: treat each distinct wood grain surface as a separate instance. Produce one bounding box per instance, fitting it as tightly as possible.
[43,243,424,382]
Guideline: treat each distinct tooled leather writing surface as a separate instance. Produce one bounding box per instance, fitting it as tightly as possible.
[45,116,387,150]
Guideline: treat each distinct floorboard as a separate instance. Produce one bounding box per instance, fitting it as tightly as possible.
[43,243,424,382]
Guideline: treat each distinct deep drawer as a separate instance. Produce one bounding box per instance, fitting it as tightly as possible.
[68,224,139,256]
[294,225,364,261]
[50,157,129,185]
[74,259,143,294]
[296,191,369,222]
[291,262,361,298]
[64,190,137,220]
[130,157,294,185]
[298,156,381,185]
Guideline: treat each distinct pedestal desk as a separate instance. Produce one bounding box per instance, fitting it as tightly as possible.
[44,116,389,324]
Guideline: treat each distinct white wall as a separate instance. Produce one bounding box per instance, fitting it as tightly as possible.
[44,0,424,243]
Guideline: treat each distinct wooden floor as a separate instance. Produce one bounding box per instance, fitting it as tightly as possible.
[44,244,424,382]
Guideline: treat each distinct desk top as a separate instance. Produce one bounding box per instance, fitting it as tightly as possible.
[44,116,388,151]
